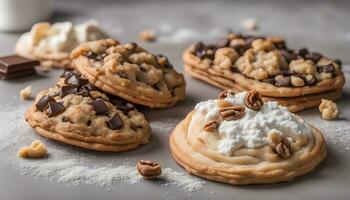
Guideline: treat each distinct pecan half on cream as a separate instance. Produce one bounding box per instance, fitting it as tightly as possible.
[219,106,245,121]
[137,160,162,179]
[244,90,264,111]
[275,140,291,158]
[218,90,235,99]
[204,120,218,132]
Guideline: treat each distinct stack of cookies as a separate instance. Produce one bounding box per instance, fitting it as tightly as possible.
[183,32,345,112]
[25,39,186,152]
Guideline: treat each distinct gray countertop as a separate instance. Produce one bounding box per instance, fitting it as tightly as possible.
[0,0,349,200]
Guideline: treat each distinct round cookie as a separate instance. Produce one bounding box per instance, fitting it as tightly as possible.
[184,64,343,112]
[169,91,327,185]
[25,71,151,152]
[71,39,186,108]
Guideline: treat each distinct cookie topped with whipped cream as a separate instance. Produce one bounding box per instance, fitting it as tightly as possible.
[71,39,186,108]
[15,20,109,69]
[25,71,151,152]
[183,32,345,112]
[169,90,326,185]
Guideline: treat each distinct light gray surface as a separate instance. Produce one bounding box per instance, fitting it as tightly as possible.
[0,0,350,200]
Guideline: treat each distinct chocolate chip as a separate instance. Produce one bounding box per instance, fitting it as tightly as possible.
[298,48,309,58]
[90,99,109,115]
[60,70,74,79]
[334,59,342,68]
[36,95,56,112]
[274,41,286,49]
[275,76,291,87]
[215,38,230,48]
[87,120,92,126]
[280,70,295,76]
[110,97,135,112]
[305,75,318,86]
[45,102,65,117]
[65,75,88,87]
[192,42,204,53]
[230,66,240,73]
[262,77,276,85]
[61,86,78,97]
[317,64,335,73]
[305,53,322,63]
[106,114,123,130]
[280,49,297,63]
[86,52,106,62]
[156,55,173,69]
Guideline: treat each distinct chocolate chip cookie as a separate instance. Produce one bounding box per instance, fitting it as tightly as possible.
[25,71,151,152]
[71,39,186,108]
[183,33,345,112]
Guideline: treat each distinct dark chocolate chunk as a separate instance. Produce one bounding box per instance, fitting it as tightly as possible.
[334,59,342,68]
[0,68,36,80]
[156,55,173,69]
[60,70,74,79]
[317,64,335,73]
[275,76,291,87]
[87,120,92,126]
[305,53,322,63]
[280,49,296,64]
[230,66,240,73]
[280,70,295,76]
[106,114,123,130]
[64,74,88,87]
[192,42,204,53]
[61,86,78,97]
[45,102,65,117]
[86,52,106,62]
[90,99,109,115]
[262,77,276,85]
[36,95,56,112]
[274,41,286,49]
[298,48,309,58]
[0,55,39,74]
[305,75,318,86]
[111,98,135,112]
[215,38,230,48]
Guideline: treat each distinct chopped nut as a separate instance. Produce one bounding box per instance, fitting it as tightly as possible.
[18,140,48,158]
[275,75,291,87]
[204,120,218,132]
[139,29,156,42]
[240,18,258,31]
[267,131,282,144]
[137,160,162,179]
[251,39,274,52]
[290,75,305,87]
[218,90,235,99]
[319,99,338,120]
[244,90,264,111]
[20,85,33,100]
[289,59,316,75]
[275,139,291,158]
[213,47,238,69]
[219,106,245,121]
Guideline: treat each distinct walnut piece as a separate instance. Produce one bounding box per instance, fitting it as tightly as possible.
[244,90,264,111]
[18,140,48,158]
[289,59,316,75]
[235,49,283,80]
[219,106,246,121]
[290,75,305,87]
[213,47,238,69]
[275,140,291,158]
[20,85,33,100]
[204,120,218,132]
[251,39,274,52]
[138,29,156,42]
[319,99,338,120]
[137,160,162,179]
[218,90,235,99]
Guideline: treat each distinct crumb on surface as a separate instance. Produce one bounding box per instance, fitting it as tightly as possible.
[139,29,157,42]
[18,140,48,158]
[240,18,258,31]
[319,99,338,120]
[20,85,33,100]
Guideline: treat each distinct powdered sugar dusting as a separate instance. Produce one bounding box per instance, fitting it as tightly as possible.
[0,103,205,192]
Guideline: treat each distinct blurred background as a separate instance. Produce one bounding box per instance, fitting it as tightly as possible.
[0,0,349,62]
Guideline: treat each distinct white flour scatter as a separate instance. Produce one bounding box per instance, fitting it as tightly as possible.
[0,103,205,192]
